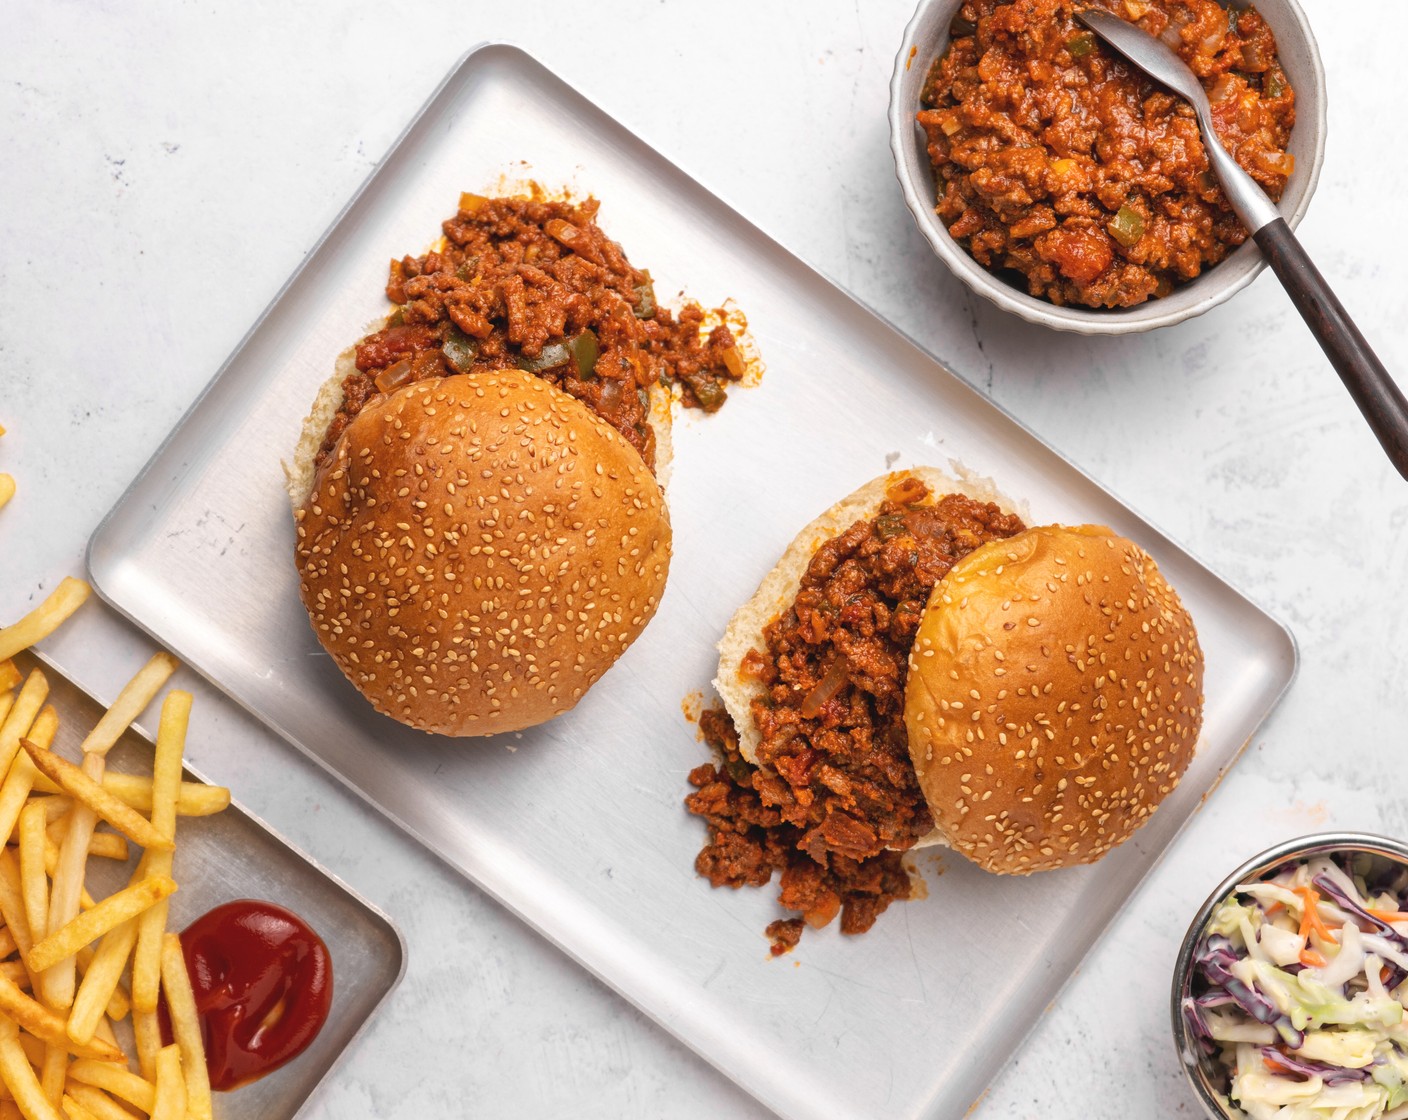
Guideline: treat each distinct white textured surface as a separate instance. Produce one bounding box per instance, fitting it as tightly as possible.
[2,2,1406,1117]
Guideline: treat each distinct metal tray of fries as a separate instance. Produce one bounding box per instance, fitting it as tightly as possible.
[84,43,1296,1120]
[2,650,404,1119]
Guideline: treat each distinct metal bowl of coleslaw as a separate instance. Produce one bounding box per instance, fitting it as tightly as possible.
[1173,833,1408,1120]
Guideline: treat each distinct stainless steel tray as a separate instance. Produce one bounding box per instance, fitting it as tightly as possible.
[86,43,1296,1120]
[18,651,404,1119]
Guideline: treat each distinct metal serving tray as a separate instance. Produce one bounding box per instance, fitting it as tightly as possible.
[17,651,404,1119]
[86,43,1296,1120]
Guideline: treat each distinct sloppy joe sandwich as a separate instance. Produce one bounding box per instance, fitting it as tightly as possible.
[294,370,671,737]
[288,191,755,737]
[689,469,1203,953]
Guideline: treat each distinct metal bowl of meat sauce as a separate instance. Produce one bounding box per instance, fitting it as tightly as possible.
[889,0,1327,335]
[1172,833,1408,1120]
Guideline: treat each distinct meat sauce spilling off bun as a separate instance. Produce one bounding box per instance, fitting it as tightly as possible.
[295,370,671,737]
[318,195,749,478]
[689,470,1025,952]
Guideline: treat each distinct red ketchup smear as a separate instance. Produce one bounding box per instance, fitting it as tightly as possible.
[171,900,333,1091]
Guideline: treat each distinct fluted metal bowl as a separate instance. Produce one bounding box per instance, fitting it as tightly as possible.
[889,0,1327,335]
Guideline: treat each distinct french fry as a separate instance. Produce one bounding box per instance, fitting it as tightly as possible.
[17,742,171,854]
[39,1044,65,1109]
[0,972,121,1063]
[60,1097,100,1120]
[0,1101,19,1120]
[0,1016,62,1120]
[0,929,15,958]
[149,693,188,842]
[65,1062,155,1115]
[83,836,126,863]
[130,903,171,1005]
[131,1008,160,1084]
[131,846,172,1013]
[29,774,229,818]
[150,1045,185,1120]
[55,1085,132,1120]
[0,854,37,992]
[67,919,137,1046]
[0,476,13,513]
[0,964,27,991]
[18,800,50,944]
[0,695,12,731]
[74,948,130,1023]
[77,654,179,759]
[14,1033,39,1069]
[0,662,19,691]
[0,729,54,851]
[40,840,97,914]
[43,760,102,1009]
[160,934,210,1120]
[90,1018,120,1055]
[27,877,176,975]
[131,693,189,1015]
[0,671,49,777]
[0,580,91,665]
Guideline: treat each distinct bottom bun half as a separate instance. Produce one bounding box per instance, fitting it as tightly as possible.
[713,466,1024,851]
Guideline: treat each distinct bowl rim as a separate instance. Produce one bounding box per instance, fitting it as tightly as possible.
[887,0,1329,336]
[1168,831,1408,1120]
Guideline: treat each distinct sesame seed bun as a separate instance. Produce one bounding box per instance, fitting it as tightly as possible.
[714,467,1025,850]
[294,369,672,736]
[904,524,1204,875]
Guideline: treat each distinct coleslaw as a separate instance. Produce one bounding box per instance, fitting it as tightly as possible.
[1184,853,1408,1120]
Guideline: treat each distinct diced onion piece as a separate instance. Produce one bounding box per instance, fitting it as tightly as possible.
[458,192,490,215]
[1209,74,1238,103]
[1255,150,1295,178]
[545,218,582,250]
[799,659,849,719]
[374,358,414,393]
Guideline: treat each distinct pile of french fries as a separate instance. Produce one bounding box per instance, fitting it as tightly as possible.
[0,578,232,1120]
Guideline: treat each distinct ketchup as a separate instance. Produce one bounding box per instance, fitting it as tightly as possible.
[174,900,333,1091]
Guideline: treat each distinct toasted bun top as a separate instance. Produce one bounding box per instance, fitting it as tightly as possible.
[714,466,1023,850]
[904,524,1204,875]
[294,370,672,737]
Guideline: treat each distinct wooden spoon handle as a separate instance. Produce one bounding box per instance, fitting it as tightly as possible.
[1254,218,1408,481]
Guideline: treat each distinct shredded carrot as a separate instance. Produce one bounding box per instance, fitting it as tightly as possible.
[1367,908,1408,924]
[1300,947,1328,968]
[1263,1050,1298,1076]
[1294,887,1339,944]
[1383,965,1395,987]
[1264,901,1285,917]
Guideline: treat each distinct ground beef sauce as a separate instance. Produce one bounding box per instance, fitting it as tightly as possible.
[316,195,746,475]
[687,478,1026,954]
[919,0,1295,308]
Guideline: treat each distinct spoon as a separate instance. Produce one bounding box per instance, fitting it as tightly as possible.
[1077,8,1408,481]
